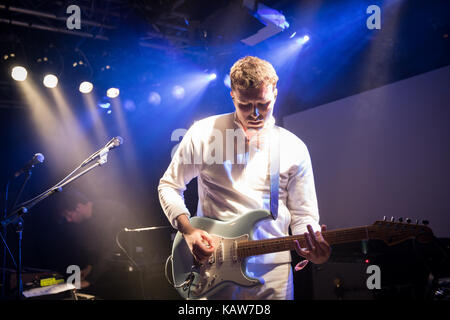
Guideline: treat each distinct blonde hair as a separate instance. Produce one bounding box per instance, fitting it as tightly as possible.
[230,56,278,91]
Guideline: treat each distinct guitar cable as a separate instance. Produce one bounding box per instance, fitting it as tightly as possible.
[164,255,195,290]
[115,230,146,299]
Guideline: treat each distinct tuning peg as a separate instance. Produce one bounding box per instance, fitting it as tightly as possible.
[398,217,403,222]
[390,217,395,222]
[422,220,429,225]
[383,216,386,221]
[406,218,411,223]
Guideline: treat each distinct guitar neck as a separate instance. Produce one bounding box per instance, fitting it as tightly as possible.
[237,226,372,258]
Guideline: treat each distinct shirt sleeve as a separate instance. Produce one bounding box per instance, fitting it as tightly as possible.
[287,142,321,235]
[158,122,201,229]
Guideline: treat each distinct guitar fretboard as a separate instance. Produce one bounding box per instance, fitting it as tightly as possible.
[237,226,372,258]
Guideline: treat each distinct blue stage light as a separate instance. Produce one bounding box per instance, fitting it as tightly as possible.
[98,102,111,109]
[148,91,162,105]
[172,85,185,99]
[124,99,136,111]
[223,74,231,89]
[296,35,310,45]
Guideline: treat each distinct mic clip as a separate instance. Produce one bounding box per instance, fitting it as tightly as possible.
[98,148,109,166]
[81,147,109,167]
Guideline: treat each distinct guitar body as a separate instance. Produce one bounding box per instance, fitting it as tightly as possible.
[171,209,272,299]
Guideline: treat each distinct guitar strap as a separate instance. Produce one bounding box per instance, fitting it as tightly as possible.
[269,125,280,220]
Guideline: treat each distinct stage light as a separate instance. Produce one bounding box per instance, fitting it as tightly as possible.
[124,99,136,111]
[79,81,93,94]
[43,74,58,88]
[208,73,217,81]
[98,102,111,109]
[106,87,120,98]
[223,74,231,89]
[11,66,28,81]
[148,91,162,105]
[172,85,185,99]
[107,109,112,114]
[296,35,310,45]
[289,31,297,39]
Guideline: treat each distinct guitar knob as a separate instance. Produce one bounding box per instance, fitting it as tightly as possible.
[415,219,419,224]
[390,217,395,222]
[398,217,403,222]
[422,220,429,225]
[406,218,411,223]
[383,216,386,221]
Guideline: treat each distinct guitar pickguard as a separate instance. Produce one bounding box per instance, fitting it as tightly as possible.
[187,234,260,298]
[171,209,273,299]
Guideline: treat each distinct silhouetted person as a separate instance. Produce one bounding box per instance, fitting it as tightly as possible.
[51,189,130,297]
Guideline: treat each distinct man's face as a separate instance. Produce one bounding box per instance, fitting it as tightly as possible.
[62,201,93,223]
[231,84,277,131]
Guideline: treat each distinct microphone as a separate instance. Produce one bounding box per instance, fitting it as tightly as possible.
[81,136,123,167]
[14,153,45,178]
[106,136,123,150]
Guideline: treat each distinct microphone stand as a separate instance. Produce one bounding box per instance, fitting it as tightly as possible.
[1,150,110,299]
[10,170,32,213]
[2,170,32,298]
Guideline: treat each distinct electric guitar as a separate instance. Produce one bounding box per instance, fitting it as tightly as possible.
[169,209,434,299]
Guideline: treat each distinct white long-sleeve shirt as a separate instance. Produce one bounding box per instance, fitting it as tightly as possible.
[158,112,320,264]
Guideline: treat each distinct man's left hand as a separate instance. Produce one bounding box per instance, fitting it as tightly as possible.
[294,224,331,266]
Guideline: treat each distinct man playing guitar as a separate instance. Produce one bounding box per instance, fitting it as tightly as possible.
[158,56,331,299]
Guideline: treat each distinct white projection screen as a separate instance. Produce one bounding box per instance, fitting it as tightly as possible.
[284,65,450,238]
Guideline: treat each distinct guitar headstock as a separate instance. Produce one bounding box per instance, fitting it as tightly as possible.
[370,217,434,246]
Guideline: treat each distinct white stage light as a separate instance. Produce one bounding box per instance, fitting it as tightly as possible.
[106,87,120,98]
[43,74,58,88]
[79,81,93,93]
[11,66,28,81]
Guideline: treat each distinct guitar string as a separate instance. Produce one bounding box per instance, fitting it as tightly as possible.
[234,228,424,257]
[203,229,420,262]
[203,225,428,261]
[235,225,425,249]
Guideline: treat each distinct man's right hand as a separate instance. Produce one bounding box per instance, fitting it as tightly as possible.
[176,214,215,263]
